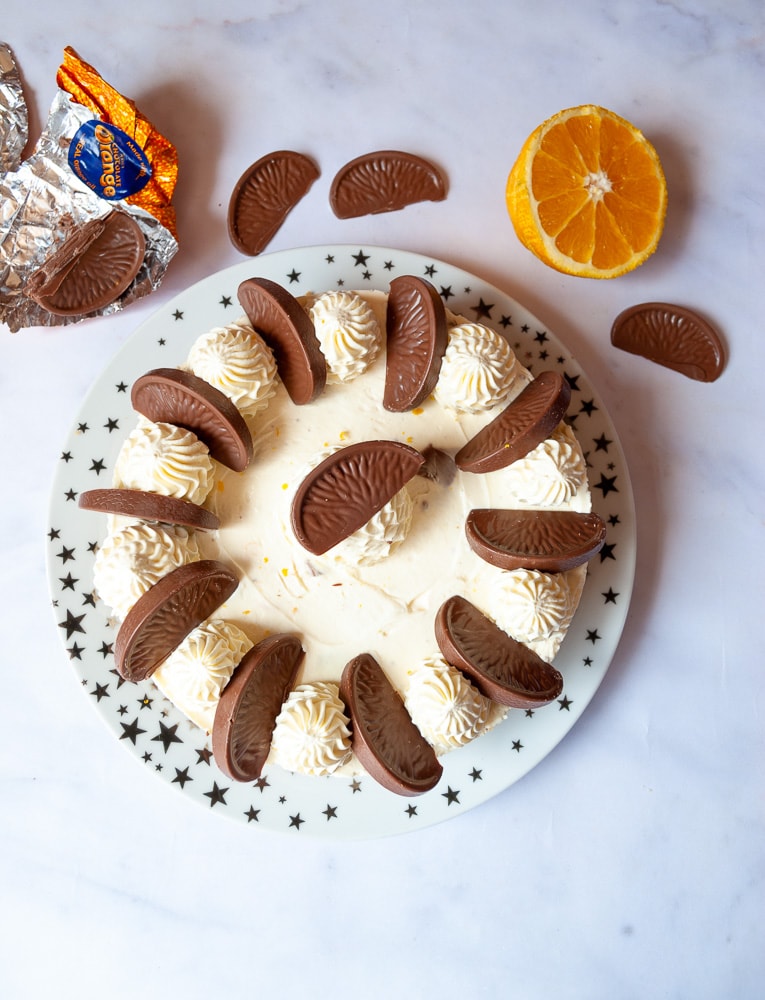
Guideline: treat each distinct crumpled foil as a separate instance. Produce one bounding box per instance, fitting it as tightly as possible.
[0,46,178,333]
[0,43,28,173]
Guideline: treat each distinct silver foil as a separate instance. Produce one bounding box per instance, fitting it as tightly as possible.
[0,55,177,333]
[0,43,27,173]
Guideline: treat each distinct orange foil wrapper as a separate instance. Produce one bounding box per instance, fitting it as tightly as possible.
[57,47,178,239]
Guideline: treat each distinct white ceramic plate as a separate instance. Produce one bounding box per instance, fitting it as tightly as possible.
[46,245,635,839]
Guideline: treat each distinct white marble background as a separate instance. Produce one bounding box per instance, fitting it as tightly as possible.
[2,1,763,997]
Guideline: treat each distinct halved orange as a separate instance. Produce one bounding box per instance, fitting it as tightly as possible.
[506,105,667,278]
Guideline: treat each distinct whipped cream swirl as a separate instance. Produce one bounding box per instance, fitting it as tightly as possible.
[113,418,214,505]
[270,682,352,775]
[489,568,575,643]
[152,619,253,732]
[93,522,200,620]
[185,317,277,417]
[324,486,414,566]
[499,423,588,507]
[307,290,382,383]
[434,321,522,413]
[405,655,492,753]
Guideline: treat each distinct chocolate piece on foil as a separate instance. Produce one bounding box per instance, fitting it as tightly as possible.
[25,211,145,316]
[610,302,725,382]
[0,43,29,172]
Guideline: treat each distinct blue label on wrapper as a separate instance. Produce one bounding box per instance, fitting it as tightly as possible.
[68,120,152,201]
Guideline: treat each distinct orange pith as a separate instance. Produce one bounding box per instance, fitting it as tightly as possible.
[506,105,667,278]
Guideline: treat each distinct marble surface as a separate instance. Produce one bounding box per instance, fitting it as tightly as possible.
[1,1,763,997]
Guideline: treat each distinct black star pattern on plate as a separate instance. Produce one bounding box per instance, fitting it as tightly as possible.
[594,473,619,497]
[116,381,128,392]
[469,768,483,782]
[119,718,146,745]
[68,642,84,660]
[91,682,109,702]
[77,422,89,433]
[196,747,213,765]
[602,588,619,604]
[59,609,86,639]
[64,489,77,502]
[563,372,581,392]
[173,310,183,321]
[579,399,598,417]
[525,709,535,718]
[98,641,113,658]
[599,542,616,562]
[89,458,106,475]
[512,740,524,752]
[61,451,72,463]
[173,767,192,788]
[500,315,512,328]
[105,417,120,432]
[442,787,460,805]
[289,813,304,829]
[220,295,232,308]
[384,260,394,270]
[287,269,300,283]
[586,629,602,644]
[158,338,166,346]
[253,775,270,791]
[352,250,370,267]
[138,694,153,711]
[322,805,338,821]
[204,782,228,807]
[405,805,418,818]
[472,297,493,320]
[424,264,436,276]
[245,806,260,822]
[558,696,573,711]
[593,433,612,452]
[60,573,77,590]
[608,513,621,527]
[440,285,453,300]
[152,721,183,753]
[583,656,593,667]
[48,528,60,540]
[535,330,548,344]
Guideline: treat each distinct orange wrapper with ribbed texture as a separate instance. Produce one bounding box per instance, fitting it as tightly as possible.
[57,46,178,240]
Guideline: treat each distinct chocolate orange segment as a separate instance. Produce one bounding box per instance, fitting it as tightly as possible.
[26,210,145,316]
[384,275,448,411]
[610,301,725,381]
[291,440,424,555]
[79,488,219,531]
[237,276,326,405]
[455,370,571,473]
[466,508,606,572]
[340,653,442,796]
[212,634,304,782]
[329,150,447,219]
[435,595,563,708]
[115,560,238,682]
[131,368,253,472]
[228,151,320,256]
